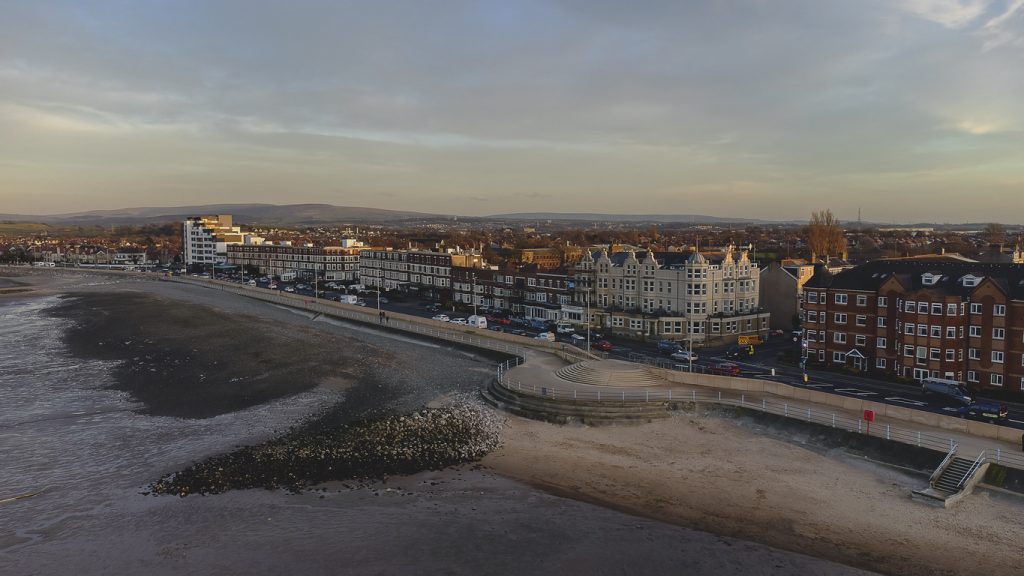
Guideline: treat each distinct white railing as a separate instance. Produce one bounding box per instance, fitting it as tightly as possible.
[492,371,1024,473]
[930,445,959,485]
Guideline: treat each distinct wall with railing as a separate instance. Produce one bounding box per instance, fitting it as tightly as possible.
[493,368,1024,472]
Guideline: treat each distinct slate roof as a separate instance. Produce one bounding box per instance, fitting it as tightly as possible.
[804,259,1024,300]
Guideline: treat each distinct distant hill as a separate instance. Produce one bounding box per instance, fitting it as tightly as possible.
[485,212,769,224]
[0,204,446,227]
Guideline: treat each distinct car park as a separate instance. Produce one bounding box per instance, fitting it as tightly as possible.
[670,350,698,363]
[708,362,741,376]
[432,314,450,322]
[957,401,1008,424]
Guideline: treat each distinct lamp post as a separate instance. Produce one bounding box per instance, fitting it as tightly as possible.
[585,286,591,356]
[472,272,478,317]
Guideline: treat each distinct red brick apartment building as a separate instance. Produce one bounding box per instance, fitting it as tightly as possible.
[801,260,1024,398]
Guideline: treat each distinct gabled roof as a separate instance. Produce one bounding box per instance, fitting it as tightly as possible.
[804,259,1024,300]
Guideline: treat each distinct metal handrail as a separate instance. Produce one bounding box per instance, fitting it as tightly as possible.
[958,450,987,489]
[930,444,959,485]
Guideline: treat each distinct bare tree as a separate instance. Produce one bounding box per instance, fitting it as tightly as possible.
[982,223,1006,245]
[807,209,847,262]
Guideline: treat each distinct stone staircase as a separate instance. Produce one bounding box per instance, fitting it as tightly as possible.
[481,379,679,426]
[555,361,662,387]
[913,451,989,507]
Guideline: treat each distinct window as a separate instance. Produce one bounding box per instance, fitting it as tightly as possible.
[970,303,982,314]
[931,303,942,315]
[856,315,866,327]
[946,326,956,339]
[905,300,915,312]
[855,335,866,346]
[856,295,867,306]
[929,348,940,361]
[904,345,914,357]
[877,317,887,327]
[807,292,818,304]
[969,326,981,337]
[967,371,978,383]
[905,323,915,335]
[946,349,955,361]
[994,304,1006,316]
[991,374,1003,386]
[993,328,1005,340]
[833,351,846,363]
[918,302,929,314]
[992,351,1004,363]
[877,337,887,348]
[835,313,847,324]
[834,332,847,344]
[930,325,941,338]
[969,348,980,360]
[947,303,957,316]
[835,293,848,305]
[917,325,928,337]
[878,296,888,307]
[876,358,887,369]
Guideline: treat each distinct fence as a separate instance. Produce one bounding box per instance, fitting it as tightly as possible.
[494,368,1024,472]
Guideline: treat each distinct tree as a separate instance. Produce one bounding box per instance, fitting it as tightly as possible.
[982,223,1006,245]
[807,209,847,262]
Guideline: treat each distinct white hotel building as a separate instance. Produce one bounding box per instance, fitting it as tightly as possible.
[576,246,769,344]
[182,215,263,267]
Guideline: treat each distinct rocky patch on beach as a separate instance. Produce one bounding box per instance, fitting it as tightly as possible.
[148,400,504,496]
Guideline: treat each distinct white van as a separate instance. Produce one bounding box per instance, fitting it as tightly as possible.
[467,315,487,329]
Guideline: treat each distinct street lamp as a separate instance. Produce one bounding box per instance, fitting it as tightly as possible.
[472,272,478,317]
[585,286,591,356]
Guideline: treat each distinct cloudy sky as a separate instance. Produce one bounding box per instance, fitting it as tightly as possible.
[1,0,1022,222]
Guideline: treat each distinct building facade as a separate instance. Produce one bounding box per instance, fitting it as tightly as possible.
[801,260,1024,397]
[575,246,769,344]
[358,248,486,301]
[760,260,816,331]
[451,265,575,321]
[183,215,263,266]
[226,242,365,281]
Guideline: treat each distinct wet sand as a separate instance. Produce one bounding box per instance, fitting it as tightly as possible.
[1,271,899,574]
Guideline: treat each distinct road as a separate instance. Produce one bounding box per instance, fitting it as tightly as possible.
[217,274,1024,433]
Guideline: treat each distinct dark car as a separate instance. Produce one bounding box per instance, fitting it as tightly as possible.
[593,340,613,352]
[958,401,1008,424]
[725,345,743,359]
[708,362,741,377]
[657,340,682,355]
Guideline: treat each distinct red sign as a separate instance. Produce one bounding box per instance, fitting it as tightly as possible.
[863,409,875,422]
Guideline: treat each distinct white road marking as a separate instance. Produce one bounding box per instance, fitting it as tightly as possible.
[1009,419,1024,424]
[885,397,927,407]
[834,388,877,396]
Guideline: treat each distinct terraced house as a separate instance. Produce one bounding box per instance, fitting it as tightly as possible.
[801,260,1024,397]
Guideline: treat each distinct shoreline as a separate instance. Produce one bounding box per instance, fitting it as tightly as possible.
[7,270,1018,575]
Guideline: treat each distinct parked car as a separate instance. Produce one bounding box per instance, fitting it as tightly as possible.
[657,340,683,355]
[769,329,785,337]
[450,318,468,325]
[708,362,741,377]
[921,377,972,406]
[431,314,450,322]
[725,345,743,358]
[534,332,555,342]
[670,350,698,363]
[957,401,1008,424]
[283,286,295,293]
[378,297,389,304]
[593,339,613,352]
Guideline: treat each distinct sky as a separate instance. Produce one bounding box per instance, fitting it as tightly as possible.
[1,0,1023,223]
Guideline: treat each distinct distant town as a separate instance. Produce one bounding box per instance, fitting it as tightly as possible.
[3,209,1024,401]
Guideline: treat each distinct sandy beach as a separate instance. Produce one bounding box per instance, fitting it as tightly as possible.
[4,269,1021,575]
[484,413,1024,576]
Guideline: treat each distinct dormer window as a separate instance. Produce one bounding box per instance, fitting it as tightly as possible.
[921,273,939,286]
[961,274,982,287]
